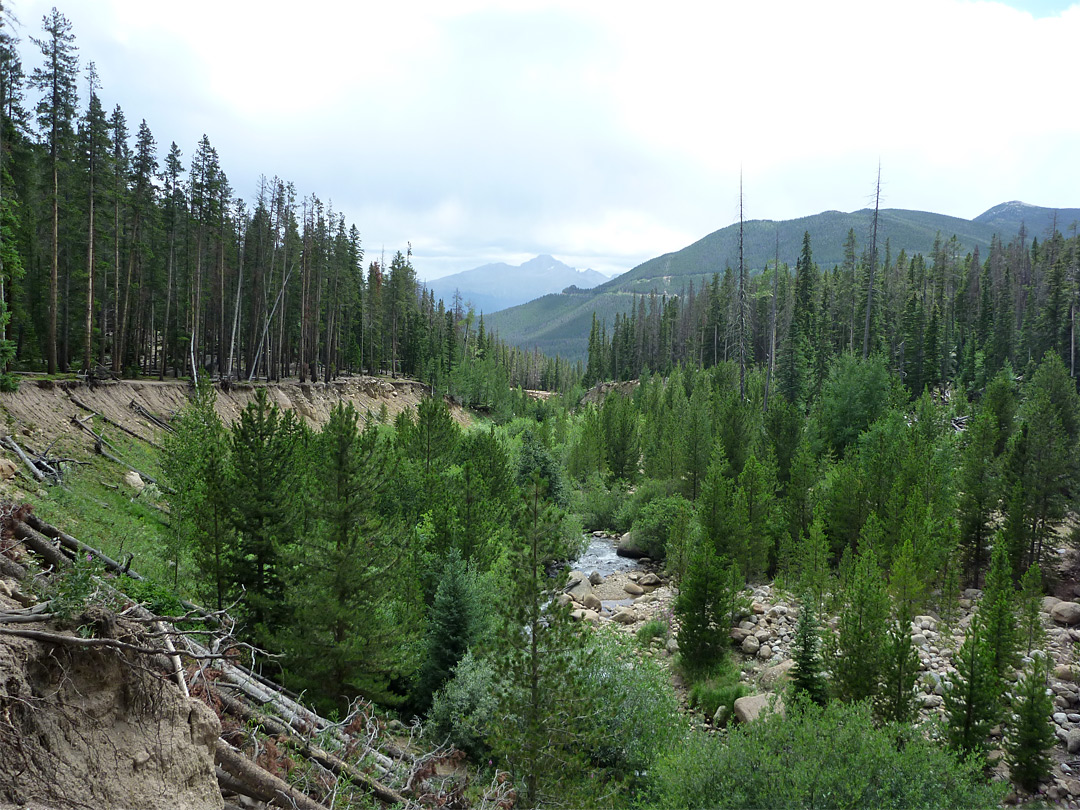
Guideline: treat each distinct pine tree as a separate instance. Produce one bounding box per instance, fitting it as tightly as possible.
[30,8,79,374]
[1005,656,1055,792]
[982,539,1019,681]
[790,596,829,706]
[876,612,920,724]
[835,547,889,702]
[945,613,999,758]
[491,472,590,806]
[1017,562,1046,655]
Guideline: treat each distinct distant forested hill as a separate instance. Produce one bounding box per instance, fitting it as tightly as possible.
[488,202,1080,360]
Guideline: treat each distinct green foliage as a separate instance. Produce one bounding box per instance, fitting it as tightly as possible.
[629,494,691,561]
[816,354,903,458]
[982,539,1020,680]
[1018,562,1047,654]
[685,656,749,723]
[635,618,668,647]
[600,390,639,482]
[1005,656,1056,792]
[675,539,745,675]
[790,597,829,706]
[945,613,1000,758]
[835,547,889,703]
[647,699,1004,810]
[427,650,498,758]
[876,615,920,724]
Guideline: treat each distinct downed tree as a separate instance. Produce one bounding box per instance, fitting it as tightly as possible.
[215,740,332,810]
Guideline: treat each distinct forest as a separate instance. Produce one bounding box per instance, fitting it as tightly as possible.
[4,4,1080,810]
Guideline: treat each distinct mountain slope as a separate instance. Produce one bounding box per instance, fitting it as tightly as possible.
[488,202,1079,361]
[425,254,609,313]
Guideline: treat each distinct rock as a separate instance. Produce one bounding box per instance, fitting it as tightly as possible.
[612,609,637,625]
[986,748,1004,764]
[1044,595,1064,613]
[1048,785,1068,801]
[958,598,972,609]
[757,645,772,660]
[0,457,16,480]
[761,659,796,688]
[123,470,145,491]
[741,635,761,655]
[915,615,937,629]
[912,634,928,647]
[571,609,600,624]
[731,627,751,642]
[628,571,641,581]
[733,693,785,724]
[922,694,943,709]
[752,602,767,614]
[588,571,603,586]
[1051,601,1080,625]
[583,594,603,612]
[713,704,732,727]
[963,588,982,600]
[624,582,645,596]
[1054,712,1068,726]
[566,574,593,602]
[556,593,573,608]
[666,637,679,654]
[1066,780,1080,798]
[754,629,772,642]
[1067,728,1080,755]
[615,531,648,559]
[638,572,662,587]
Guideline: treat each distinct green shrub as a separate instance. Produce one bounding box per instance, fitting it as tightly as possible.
[635,618,668,647]
[612,478,679,534]
[427,650,498,758]
[647,699,1006,809]
[684,654,747,722]
[629,494,692,561]
[571,474,627,533]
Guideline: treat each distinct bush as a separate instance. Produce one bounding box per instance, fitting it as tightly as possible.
[570,474,627,533]
[427,650,499,758]
[647,699,1006,809]
[630,494,693,561]
[635,618,668,647]
[684,654,747,722]
[612,478,680,535]
[578,630,684,777]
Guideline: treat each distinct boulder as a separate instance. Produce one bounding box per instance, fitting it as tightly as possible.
[731,627,751,643]
[555,593,573,609]
[757,645,772,660]
[588,571,603,586]
[741,635,760,655]
[712,704,732,727]
[1043,596,1063,613]
[1054,664,1076,682]
[566,573,593,602]
[615,532,649,559]
[123,470,145,491]
[570,609,600,624]
[760,659,795,689]
[0,457,17,480]
[638,572,662,587]
[612,609,638,625]
[733,693,785,724]
[1068,728,1080,755]
[583,593,603,612]
[1051,601,1080,626]
[666,637,679,654]
[624,582,645,596]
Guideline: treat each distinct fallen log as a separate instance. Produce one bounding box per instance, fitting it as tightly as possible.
[3,436,46,483]
[130,399,175,433]
[12,520,69,568]
[68,394,163,449]
[215,740,332,810]
[215,687,407,805]
[71,415,175,493]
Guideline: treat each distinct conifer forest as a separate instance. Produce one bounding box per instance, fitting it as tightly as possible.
[2,4,1080,810]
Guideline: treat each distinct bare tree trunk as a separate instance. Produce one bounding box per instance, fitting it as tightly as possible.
[862,161,881,359]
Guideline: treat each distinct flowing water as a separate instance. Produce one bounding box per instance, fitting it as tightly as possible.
[570,534,638,577]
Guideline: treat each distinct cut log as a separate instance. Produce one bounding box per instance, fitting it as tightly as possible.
[12,520,69,569]
[68,394,163,449]
[215,740,331,810]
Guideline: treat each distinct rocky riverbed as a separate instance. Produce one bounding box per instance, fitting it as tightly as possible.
[563,533,1080,806]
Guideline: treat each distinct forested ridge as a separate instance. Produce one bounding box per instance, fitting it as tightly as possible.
[4,4,1080,810]
[0,6,577,402]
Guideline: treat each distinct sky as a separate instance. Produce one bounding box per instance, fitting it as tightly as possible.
[12,0,1080,280]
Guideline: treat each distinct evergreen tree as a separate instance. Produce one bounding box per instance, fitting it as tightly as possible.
[1005,656,1055,792]
[945,613,998,758]
[790,596,829,706]
[834,547,889,703]
[1017,562,1046,655]
[491,472,590,806]
[876,613,920,724]
[982,539,1019,681]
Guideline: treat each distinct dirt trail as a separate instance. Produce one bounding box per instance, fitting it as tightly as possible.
[0,375,467,453]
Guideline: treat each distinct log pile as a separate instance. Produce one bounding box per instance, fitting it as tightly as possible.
[0,504,466,810]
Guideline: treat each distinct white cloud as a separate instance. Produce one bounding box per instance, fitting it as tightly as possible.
[13,0,1080,279]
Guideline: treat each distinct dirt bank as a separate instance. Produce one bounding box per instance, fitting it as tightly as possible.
[0,375,467,454]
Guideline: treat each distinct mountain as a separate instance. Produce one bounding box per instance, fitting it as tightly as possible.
[423,255,610,314]
[487,202,1080,361]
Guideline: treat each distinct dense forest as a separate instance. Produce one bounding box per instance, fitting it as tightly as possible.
[0,7,577,401]
[5,4,1080,810]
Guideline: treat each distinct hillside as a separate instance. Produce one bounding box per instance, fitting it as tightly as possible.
[424,254,610,314]
[488,201,1080,360]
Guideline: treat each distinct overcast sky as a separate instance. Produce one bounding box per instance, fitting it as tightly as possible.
[12,0,1080,280]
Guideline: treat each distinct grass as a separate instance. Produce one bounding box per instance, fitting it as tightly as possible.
[683,654,750,723]
[26,419,183,593]
[636,617,668,647]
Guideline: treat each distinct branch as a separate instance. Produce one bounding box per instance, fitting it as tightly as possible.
[68,393,163,449]
[3,435,46,482]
